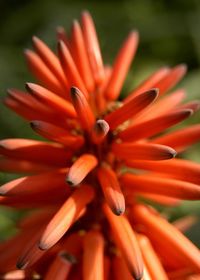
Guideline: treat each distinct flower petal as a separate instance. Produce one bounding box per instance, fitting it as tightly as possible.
[71,20,95,93]
[81,11,104,85]
[103,204,143,280]
[70,86,95,132]
[58,40,89,98]
[121,173,200,200]
[66,154,98,186]
[112,142,176,161]
[104,31,139,101]
[44,252,75,280]
[97,165,125,215]
[0,138,71,166]
[105,89,158,130]
[32,36,69,91]
[119,109,192,141]
[137,234,168,280]
[91,119,110,144]
[152,124,200,152]
[39,185,95,250]
[26,83,76,118]
[24,49,65,96]
[124,67,170,102]
[30,120,84,147]
[126,159,200,185]
[132,204,200,272]
[83,230,104,280]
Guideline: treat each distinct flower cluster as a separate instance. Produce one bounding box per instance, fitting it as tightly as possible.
[0,11,200,280]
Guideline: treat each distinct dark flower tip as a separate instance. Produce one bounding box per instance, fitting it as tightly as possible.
[70,86,80,96]
[113,207,125,216]
[66,177,77,187]
[59,251,77,264]
[16,260,27,270]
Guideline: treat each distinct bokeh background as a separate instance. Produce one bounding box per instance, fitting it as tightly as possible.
[0,0,200,245]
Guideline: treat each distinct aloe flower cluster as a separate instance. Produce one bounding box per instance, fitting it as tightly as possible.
[0,11,200,280]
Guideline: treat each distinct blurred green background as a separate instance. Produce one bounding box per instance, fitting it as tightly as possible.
[0,0,200,244]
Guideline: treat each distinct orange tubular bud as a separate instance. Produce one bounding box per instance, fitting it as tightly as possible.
[97,165,125,215]
[44,252,75,280]
[7,88,54,118]
[32,36,69,90]
[81,11,104,85]
[126,158,200,185]
[0,139,71,166]
[103,204,143,280]
[66,154,98,186]
[180,100,200,112]
[39,184,95,250]
[3,96,40,121]
[62,232,83,258]
[112,142,176,161]
[105,88,158,130]
[173,215,198,233]
[1,270,26,280]
[112,255,133,280]
[152,124,200,152]
[134,89,186,123]
[30,120,84,148]
[120,173,200,200]
[137,234,169,280]
[83,230,104,280]
[153,64,187,95]
[136,193,181,207]
[187,275,200,280]
[26,83,76,118]
[0,169,68,197]
[0,156,53,174]
[124,67,170,102]
[104,256,111,280]
[71,20,95,92]
[132,204,200,273]
[17,243,44,270]
[91,120,109,144]
[105,31,139,101]
[56,26,69,47]
[24,49,65,96]
[5,89,57,124]
[58,41,89,98]
[70,87,95,132]
[119,109,192,141]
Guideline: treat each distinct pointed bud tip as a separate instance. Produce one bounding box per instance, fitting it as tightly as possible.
[16,260,27,270]
[129,29,139,38]
[184,109,193,116]
[150,88,159,98]
[70,86,80,95]
[112,207,125,216]
[60,252,77,264]
[7,88,14,95]
[172,149,177,158]
[57,40,67,52]
[30,121,39,129]
[95,119,110,134]
[32,35,39,43]
[66,177,77,187]
[56,26,65,32]
[70,86,84,102]
[25,82,34,91]
[0,190,5,196]
[82,10,90,17]
[23,48,31,55]
[38,242,48,251]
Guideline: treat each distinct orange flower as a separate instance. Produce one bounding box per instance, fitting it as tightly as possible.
[0,10,200,280]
